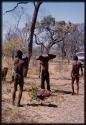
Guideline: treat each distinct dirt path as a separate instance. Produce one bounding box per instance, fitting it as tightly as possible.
[2,63,84,123]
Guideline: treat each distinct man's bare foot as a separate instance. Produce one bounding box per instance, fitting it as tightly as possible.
[17,103,21,107]
[72,92,76,95]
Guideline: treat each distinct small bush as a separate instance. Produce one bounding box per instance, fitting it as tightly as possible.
[30,83,38,100]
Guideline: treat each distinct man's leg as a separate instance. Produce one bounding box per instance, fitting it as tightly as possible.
[12,81,17,105]
[41,72,45,89]
[17,80,24,106]
[71,77,75,95]
[76,77,79,95]
[46,72,50,91]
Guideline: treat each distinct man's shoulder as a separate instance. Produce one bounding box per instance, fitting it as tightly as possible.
[72,61,76,65]
[77,61,82,66]
[78,61,81,63]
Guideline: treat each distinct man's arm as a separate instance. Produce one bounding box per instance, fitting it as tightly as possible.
[71,63,74,78]
[48,54,56,60]
[80,63,83,76]
[14,58,19,65]
[36,56,42,60]
[71,70,73,78]
[39,62,41,78]
[14,58,19,72]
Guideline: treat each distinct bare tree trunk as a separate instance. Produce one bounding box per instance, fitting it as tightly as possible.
[40,45,44,55]
[27,1,42,74]
[4,1,42,77]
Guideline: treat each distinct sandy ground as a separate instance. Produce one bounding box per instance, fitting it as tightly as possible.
[2,60,84,123]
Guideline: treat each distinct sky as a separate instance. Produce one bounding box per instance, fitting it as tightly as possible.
[2,2,84,41]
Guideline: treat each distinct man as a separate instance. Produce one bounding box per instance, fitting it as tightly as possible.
[36,54,56,92]
[71,55,83,95]
[12,50,25,106]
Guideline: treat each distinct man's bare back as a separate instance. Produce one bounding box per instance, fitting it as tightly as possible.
[40,59,49,71]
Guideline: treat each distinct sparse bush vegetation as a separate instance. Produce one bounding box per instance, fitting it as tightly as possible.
[30,82,38,100]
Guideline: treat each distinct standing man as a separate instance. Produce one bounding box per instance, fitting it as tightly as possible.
[71,55,83,95]
[12,50,25,106]
[36,54,56,92]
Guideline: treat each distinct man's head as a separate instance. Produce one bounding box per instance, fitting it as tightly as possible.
[16,50,23,58]
[73,55,78,61]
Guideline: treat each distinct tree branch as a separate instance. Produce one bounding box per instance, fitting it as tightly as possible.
[16,7,24,29]
[33,1,36,8]
[34,34,47,50]
[5,2,29,13]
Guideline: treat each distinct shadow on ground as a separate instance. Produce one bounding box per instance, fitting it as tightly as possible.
[11,102,58,108]
[27,103,58,108]
[54,89,72,94]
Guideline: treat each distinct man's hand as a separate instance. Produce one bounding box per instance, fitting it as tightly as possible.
[81,72,83,77]
[39,62,41,78]
[71,72,73,78]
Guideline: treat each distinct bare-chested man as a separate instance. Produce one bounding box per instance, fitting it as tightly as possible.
[36,54,56,91]
[12,50,25,106]
[71,55,83,95]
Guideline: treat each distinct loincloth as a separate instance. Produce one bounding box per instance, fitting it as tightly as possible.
[72,74,80,79]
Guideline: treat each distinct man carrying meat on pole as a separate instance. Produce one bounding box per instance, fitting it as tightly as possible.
[36,54,56,98]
